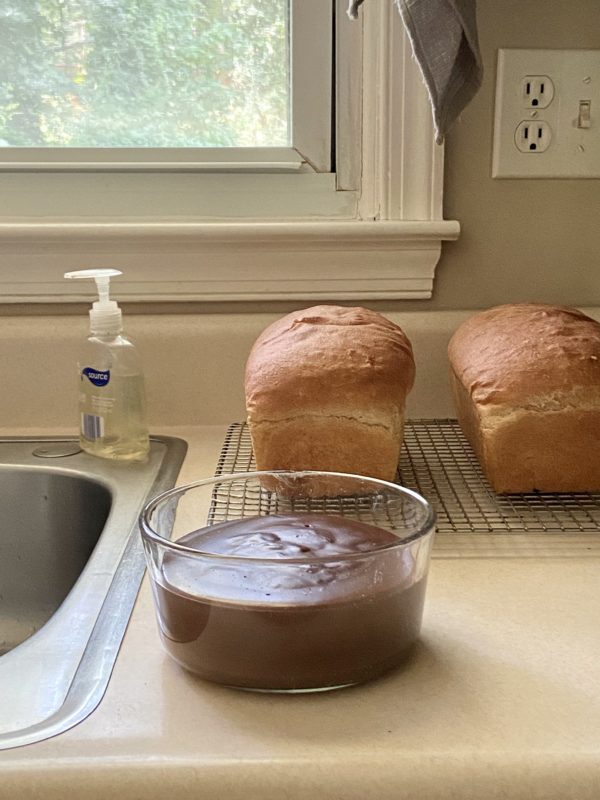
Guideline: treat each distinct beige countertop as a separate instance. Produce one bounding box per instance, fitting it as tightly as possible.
[1,425,600,799]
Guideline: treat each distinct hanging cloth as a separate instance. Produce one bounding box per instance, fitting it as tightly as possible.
[348,0,483,144]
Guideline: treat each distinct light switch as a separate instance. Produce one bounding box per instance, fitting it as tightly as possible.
[578,100,591,129]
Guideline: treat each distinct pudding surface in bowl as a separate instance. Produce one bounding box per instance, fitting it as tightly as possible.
[152,513,428,691]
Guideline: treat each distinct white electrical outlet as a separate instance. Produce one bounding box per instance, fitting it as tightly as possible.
[514,120,552,153]
[492,48,600,178]
[521,75,554,109]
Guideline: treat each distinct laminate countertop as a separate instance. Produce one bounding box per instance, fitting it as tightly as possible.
[1,425,600,800]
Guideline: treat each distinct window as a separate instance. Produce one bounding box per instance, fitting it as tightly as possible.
[1,0,290,151]
[0,0,331,171]
[0,0,459,303]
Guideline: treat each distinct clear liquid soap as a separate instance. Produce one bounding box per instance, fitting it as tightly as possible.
[64,268,150,461]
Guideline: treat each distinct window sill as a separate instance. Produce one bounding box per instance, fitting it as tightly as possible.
[0,219,459,302]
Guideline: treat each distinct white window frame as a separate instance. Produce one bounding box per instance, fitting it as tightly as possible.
[0,0,459,303]
[0,0,331,173]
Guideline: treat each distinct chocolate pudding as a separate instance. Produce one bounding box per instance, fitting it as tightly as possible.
[152,513,428,690]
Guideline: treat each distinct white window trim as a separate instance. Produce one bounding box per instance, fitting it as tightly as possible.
[0,148,307,172]
[0,0,459,303]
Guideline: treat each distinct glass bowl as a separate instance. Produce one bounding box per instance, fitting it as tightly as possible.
[139,470,436,692]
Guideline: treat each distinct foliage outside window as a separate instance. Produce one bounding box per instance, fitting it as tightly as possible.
[0,0,289,149]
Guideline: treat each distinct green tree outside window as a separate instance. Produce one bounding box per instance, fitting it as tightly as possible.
[0,0,289,148]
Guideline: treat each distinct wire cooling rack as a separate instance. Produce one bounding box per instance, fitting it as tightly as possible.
[215,421,600,556]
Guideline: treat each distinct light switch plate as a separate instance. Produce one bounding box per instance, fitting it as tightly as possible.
[492,48,600,178]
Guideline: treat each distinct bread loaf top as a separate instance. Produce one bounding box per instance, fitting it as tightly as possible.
[245,305,415,422]
[448,303,600,409]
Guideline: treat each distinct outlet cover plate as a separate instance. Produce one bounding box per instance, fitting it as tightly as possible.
[492,48,600,178]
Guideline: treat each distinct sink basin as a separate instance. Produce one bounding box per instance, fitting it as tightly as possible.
[0,435,187,750]
[0,468,112,656]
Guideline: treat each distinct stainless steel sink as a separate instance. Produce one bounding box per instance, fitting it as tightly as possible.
[0,435,187,750]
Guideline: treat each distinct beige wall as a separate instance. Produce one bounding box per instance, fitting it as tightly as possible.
[431,0,600,310]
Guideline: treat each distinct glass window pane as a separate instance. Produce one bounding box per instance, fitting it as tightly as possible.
[0,0,290,148]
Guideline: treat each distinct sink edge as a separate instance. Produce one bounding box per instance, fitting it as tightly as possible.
[0,435,187,751]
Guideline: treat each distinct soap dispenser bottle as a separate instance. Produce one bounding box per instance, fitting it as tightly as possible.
[64,268,150,461]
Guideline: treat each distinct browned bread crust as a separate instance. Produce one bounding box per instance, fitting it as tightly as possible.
[245,305,415,481]
[448,303,600,493]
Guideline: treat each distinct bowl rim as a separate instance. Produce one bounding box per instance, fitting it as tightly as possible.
[139,470,437,564]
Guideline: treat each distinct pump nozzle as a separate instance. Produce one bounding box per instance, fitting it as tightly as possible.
[64,268,123,335]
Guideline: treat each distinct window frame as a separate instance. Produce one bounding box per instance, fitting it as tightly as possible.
[0,0,331,173]
[0,0,459,303]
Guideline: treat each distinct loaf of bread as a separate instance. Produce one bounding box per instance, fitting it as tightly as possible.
[448,303,600,493]
[244,305,415,482]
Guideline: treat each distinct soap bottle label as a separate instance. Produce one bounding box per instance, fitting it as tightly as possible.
[80,366,113,441]
[82,367,110,387]
[81,413,105,440]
